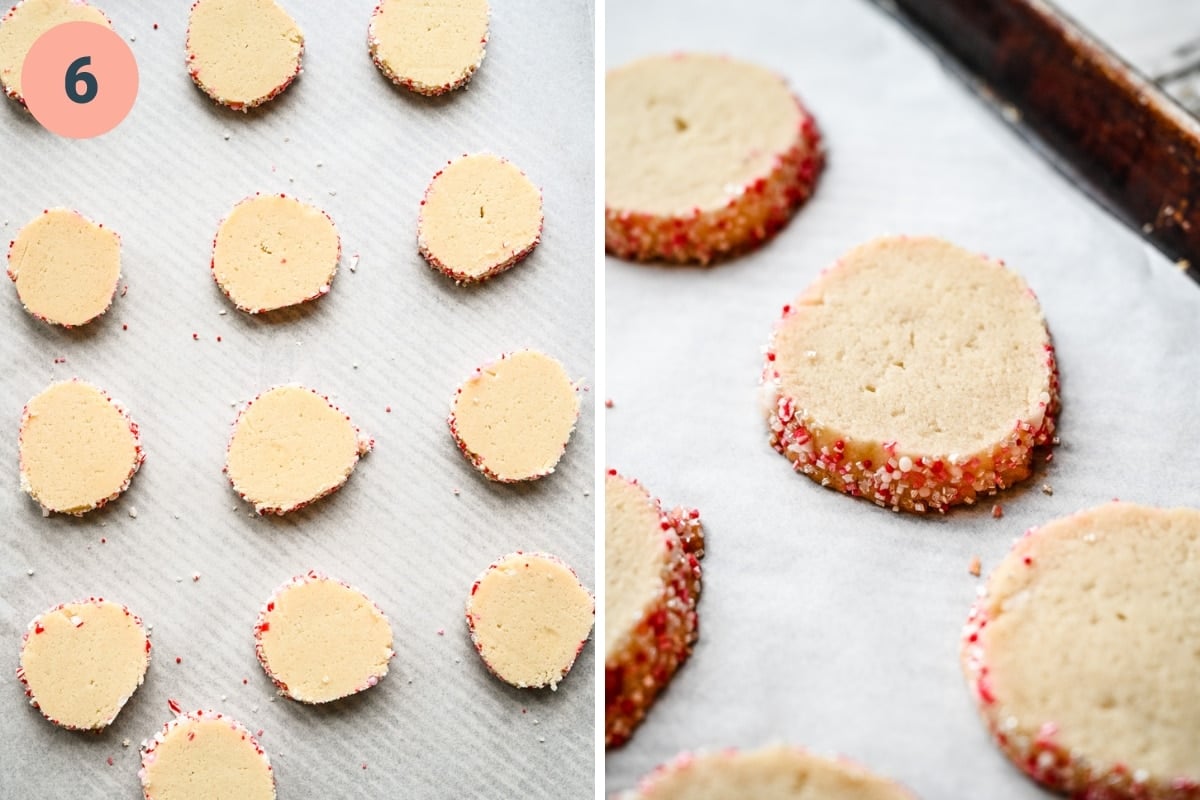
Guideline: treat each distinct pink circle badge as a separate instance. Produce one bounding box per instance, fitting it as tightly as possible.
[22,21,138,139]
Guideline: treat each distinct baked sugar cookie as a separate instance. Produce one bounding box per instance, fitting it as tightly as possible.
[19,380,143,515]
[140,711,274,800]
[186,0,303,111]
[606,53,822,264]
[368,0,488,96]
[448,350,579,482]
[605,471,703,748]
[0,0,110,104]
[225,385,371,515]
[211,194,340,314]
[7,208,120,327]
[17,598,150,730]
[465,552,593,690]
[254,571,394,703]
[417,154,543,283]
[962,503,1200,799]
[761,236,1059,513]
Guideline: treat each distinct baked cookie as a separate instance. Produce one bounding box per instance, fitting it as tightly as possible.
[0,0,110,104]
[448,350,579,482]
[417,153,542,283]
[368,0,488,96]
[186,0,303,111]
[211,194,340,314]
[761,236,1059,513]
[19,380,143,515]
[605,53,822,264]
[7,208,120,327]
[605,470,703,748]
[225,385,371,515]
[962,503,1200,798]
[254,571,394,703]
[17,598,150,731]
[465,552,593,690]
[140,711,274,800]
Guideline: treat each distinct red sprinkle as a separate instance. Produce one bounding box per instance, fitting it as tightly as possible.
[106,757,113,767]
[122,323,128,331]
[385,406,391,413]
[167,698,181,714]
[192,333,199,341]
[604,398,614,408]
[992,504,1003,519]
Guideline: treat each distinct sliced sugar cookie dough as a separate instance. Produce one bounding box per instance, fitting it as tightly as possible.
[7,208,121,327]
[140,711,274,800]
[254,571,394,703]
[448,350,579,482]
[605,470,703,749]
[465,552,594,690]
[186,0,303,111]
[368,0,488,96]
[626,747,915,799]
[962,503,1200,799]
[761,236,1059,513]
[417,153,543,283]
[19,380,143,515]
[211,194,340,314]
[225,385,371,515]
[605,53,823,264]
[17,598,150,731]
[0,0,110,104]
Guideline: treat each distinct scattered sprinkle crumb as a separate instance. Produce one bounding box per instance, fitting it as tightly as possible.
[152,22,158,29]
[219,309,227,316]
[583,491,590,497]
[328,190,337,197]
[175,657,181,664]
[1178,259,1191,271]
[604,399,614,408]
[352,362,359,369]
[454,657,461,664]
[1041,483,1054,496]
[242,678,248,685]
[121,284,128,297]
[537,736,545,743]
[256,729,264,737]
[991,503,1003,519]
[252,706,259,713]
[385,406,391,413]
[216,335,222,342]
[26,569,34,576]
[968,556,982,577]
[128,506,138,519]
[436,628,444,636]
[122,323,128,331]
[100,537,106,544]
[175,576,183,583]
[350,254,359,272]
[173,512,180,520]
[122,739,130,748]
[192,573,201,582]
[107,756,114,766]
[532,719,539,725]
[192,333,199,341]
[452,488,460,496]
[53,356,66,364]
[223,132,231,141]
[129,34,135,41]
[361,763,368,770]
[221,695,227,701]
[316,161,324,168]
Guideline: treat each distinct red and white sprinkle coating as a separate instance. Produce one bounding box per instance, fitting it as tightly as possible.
[185,0,303,112]
[0,0,113,106]
[366,2,488,96]
[138,710,274,799]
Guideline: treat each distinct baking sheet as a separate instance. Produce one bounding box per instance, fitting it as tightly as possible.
[604,1,1200,797]
[0,2,595,798]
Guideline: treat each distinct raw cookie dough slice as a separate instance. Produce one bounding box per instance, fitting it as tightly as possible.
[606,53,823,264]
[0,0,110,104]
[140,711,274,800]
[625,747,915,799]
[186,0,303,111]
[417,153,543,283]
[761,236,1059,513]
[605,470,703,748]
[962,503,1200,799]
[448,350,578,482]
[7,208,121,327]
[19,380,144,515]
[465,552,593,690]
[225,385,371,515]
[211,194,340,314]
[368,0,488,96]
[17,598,150,731]
[254,571,394,703]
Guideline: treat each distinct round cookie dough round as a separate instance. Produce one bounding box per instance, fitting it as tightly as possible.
[627,747,914,799]
[368,0,488,96]
[466,552,593,690]
[186,0,303,111]
[7,208,120,327]
[448,350,578,482]
[0,0,110,104]
[140,711,274,800]
[761,236,1059,513]
[417,154,543,283]
[225,385,371,515]
[211,194,340,313]
[606,471,703,748]
[606,53,823,264]
[255,572,394,703]
[17,598,150,731]
[962,503,1200,799]
[19,380,143,515]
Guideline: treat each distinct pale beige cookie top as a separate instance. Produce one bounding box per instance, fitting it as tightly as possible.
[368,0,488,96]
[605,473,667,660]
[19,380,143,515]
[448,350,579,482]
[225,385,371,515]
[140,711,274,800]
[186,0,303,111]
[7,208,120,327]
[18,598,150,731]
[466,552,594,690]
[211,194,340,314]
[254,571,394,703]
[0,0,110,103]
